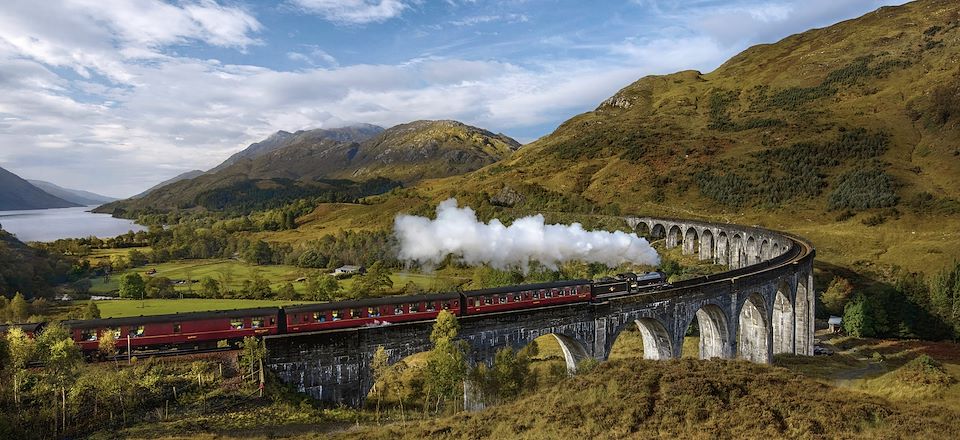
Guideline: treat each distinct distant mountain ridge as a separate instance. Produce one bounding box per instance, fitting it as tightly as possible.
[0,166,80,211]
[27,180,115,206]
[97,120,519,215]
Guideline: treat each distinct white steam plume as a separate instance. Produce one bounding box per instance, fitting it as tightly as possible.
[394,199,660,270]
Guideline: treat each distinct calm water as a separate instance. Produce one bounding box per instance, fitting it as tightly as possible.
[0,206,146,242]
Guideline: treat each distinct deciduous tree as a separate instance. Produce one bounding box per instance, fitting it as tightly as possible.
[9,292,29,322]
[6,327,34,405]
[425,310,466,412]
[822,277,854,315]
[83,300,101,320]
[118,273,145,299]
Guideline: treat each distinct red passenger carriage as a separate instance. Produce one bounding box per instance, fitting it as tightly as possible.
[463,279,592,314]
[283,292,462,333]
[63,307,282,354]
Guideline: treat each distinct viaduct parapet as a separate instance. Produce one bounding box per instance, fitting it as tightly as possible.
[265,216,816,406]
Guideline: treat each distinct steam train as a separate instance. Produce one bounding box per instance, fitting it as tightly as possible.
[1,272,666,357]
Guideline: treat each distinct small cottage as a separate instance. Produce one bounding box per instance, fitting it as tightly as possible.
[828,316,843,333]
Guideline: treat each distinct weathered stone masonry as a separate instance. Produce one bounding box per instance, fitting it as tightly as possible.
[265,216,816,407]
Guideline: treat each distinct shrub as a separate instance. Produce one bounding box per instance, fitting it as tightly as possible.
[861,213,887,227]
[828,167,899,211]
[896,354,954,387]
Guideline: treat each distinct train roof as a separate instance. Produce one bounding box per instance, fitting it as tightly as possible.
[62,307,281,329]
[636,272,665,281]
[461,279,590,298]
[0,322,44,333]
[283,291,462,313]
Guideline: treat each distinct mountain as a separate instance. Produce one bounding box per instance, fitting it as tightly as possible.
[486,0,960,213]
[275,0,960,276]
[26,180,115,206]
[0,166,80,211]
[132,170,205,199]
[208,123,385,173]
[226,120,519,183]
[97,120,518,215]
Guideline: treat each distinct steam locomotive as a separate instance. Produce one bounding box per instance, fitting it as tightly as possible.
[2,272,666,357]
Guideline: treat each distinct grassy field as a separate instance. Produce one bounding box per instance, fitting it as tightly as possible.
[88,258,466,297]
[86,298,315,318]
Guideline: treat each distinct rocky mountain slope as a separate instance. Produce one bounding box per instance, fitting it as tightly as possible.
[0,166,79,211]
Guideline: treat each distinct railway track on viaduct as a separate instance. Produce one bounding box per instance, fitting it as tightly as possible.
[265,215,816,406]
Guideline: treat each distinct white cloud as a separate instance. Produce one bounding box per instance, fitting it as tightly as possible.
[287,46,340,67]
[291,0,409,24]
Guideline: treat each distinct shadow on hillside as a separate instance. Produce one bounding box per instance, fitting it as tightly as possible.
[813,260,955,342]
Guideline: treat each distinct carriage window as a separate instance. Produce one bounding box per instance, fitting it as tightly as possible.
[474,298,482,307]
[369,307,380,317]
[545,290,553,298]
[134,325,145,337]
[173,323,181,333]
[313,312,326,322]
[270,317,276,325]
[426,302,436,311]
[252,318,263,328]
[332,310,341,321]
[442,302,451,310]
[499,296,507,304]
[230,319,243,330]
[352,309,362,319]
[395,305,404,314]
[513,293,522,302]
[112,328,121,339]
[410,303,419,313]
[303,314,310,323]
[484,296,492,305]
[82,330,97,341]
[533,291,540,299]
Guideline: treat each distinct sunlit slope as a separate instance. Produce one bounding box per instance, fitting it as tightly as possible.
[335,359,960,439]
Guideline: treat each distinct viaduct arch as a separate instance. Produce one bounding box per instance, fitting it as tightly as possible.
[265,216,815,406]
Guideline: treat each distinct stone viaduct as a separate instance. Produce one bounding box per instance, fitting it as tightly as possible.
[265,216,815,407]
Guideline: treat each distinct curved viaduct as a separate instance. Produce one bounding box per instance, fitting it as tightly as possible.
[265,216,815,406]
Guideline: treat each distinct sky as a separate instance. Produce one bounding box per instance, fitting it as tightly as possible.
[0,0,907,198]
